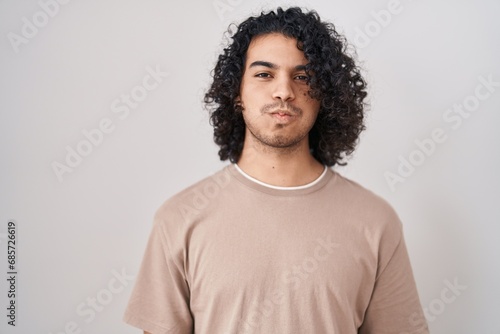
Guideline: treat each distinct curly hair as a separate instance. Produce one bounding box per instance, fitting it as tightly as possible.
[204,7,368,166]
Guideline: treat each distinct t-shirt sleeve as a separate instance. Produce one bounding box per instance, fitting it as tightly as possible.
[123,216,193,334]
[359,226,429,334]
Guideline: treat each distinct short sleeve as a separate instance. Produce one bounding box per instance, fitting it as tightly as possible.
[123,217,193,334]
[358,228,429,334]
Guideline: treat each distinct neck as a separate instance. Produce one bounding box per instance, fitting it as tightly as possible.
[236,135,325,187]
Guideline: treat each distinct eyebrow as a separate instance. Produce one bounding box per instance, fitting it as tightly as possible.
[249,61,307,71]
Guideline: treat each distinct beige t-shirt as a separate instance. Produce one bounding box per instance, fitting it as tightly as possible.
[123,164,428,334]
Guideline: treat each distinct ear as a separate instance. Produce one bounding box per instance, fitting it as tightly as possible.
[234,96,243,110]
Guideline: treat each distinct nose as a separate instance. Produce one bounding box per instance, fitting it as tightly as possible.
[272,76,295,102]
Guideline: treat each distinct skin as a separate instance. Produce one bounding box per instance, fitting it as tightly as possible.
[236,33,325,186]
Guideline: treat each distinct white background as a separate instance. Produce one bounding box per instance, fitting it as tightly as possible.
[1,0,499,333]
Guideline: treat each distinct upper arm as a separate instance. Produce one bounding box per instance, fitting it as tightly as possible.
[123,220,193,332]
[359,233,428,333]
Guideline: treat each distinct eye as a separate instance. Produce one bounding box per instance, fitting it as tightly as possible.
[255,72,272,78]
[295,75,309,81]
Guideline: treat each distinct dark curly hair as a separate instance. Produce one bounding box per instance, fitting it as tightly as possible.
[204,7,368,166]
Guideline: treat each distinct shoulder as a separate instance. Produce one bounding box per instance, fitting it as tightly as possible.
[329,170,403,234]
[329,171,396,211]
[153,165,233,225]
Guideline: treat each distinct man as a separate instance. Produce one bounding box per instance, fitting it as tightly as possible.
[123,7,429,334]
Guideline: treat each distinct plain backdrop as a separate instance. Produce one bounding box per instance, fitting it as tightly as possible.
[1,0,499,333]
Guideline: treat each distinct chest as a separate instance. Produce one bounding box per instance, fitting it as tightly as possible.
[185,208,378,318]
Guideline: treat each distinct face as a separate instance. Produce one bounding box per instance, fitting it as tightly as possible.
[238,33,321,150]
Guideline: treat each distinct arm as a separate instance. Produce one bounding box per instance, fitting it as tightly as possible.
[359,232,428,333]
[123,218,193,333]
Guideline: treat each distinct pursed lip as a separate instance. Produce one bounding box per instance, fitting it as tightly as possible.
[269,110,293,116]
[268,109,296,124]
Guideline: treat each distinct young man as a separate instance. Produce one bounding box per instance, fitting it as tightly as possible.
[123,7,429,334]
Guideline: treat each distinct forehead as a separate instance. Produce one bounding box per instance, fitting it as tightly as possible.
[245,33,308,67]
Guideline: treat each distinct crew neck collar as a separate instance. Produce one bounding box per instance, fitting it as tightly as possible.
[226,163,333,196]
